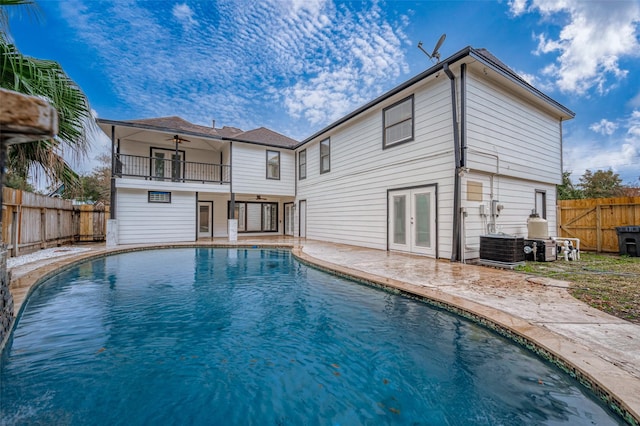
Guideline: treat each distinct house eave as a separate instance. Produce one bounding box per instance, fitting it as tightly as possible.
[96,118,224,141]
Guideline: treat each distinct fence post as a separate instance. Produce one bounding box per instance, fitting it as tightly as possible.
[40,207,46,249]
[57,209,62,245]
[10,209,18,257]
[596,205,602,253]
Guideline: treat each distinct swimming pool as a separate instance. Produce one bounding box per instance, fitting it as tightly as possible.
[0,248,622,425]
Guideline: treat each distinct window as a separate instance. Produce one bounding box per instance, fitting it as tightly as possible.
[535,190,547,219]
[383,95,414,148]
[231,201,278,232]
[320,138,330,174]
[266,150,280,180]
[298,149,306,180]
[148,191,171,203]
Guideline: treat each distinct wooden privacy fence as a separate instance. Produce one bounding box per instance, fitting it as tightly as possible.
[557,196,640,253]
[1,188,109,257]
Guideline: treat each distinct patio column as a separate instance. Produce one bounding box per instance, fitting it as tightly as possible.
[228,192,237,242]
[106,126,118,247]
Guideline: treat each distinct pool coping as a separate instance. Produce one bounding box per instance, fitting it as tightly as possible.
[4,242,640,425]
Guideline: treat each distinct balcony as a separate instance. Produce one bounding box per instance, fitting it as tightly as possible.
[114,153,230,184]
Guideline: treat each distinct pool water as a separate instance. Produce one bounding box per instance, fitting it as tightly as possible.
[0,248,621,425]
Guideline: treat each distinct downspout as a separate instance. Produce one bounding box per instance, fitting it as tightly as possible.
[443,63,461,262]
[460,64,467,169]
[229,141,234,219]
[558,117,563,237]
[460,63,467,261]
[109,126,116,219]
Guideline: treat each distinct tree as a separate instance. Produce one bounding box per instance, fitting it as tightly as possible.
[557,171,584,200]
[61,152,111,203]
[578,169,623,199]
[1,0,91,189]
[4,170,35,192]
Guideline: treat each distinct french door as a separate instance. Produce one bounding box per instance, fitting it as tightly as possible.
[151,148,183,181]
[388,187,436,256]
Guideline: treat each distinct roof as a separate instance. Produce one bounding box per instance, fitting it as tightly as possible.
[299,46,575,146]
[127,116,221,138]
[97,116,299,148]
[232,127,298,148]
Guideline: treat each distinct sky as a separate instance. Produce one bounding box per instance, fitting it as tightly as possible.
[6,0,640,185]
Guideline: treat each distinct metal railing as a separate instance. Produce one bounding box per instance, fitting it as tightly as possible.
[114,154,231,184]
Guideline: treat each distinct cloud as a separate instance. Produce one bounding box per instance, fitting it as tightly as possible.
[508,0,528,16]
[514,68,553,93]
[564,110,640,183]
[172,3,198,29]
[629,91,640,108]
[589,119,617,136]
[57,0,410,140]
[510,0,640,95]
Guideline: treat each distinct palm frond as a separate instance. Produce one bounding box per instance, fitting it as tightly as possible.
[0,35,91,184]
[0,1,37,38]
[8,139,80,189]
[1,38,91,148]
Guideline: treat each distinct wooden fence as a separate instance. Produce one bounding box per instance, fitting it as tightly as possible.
[1,188,108,257]
[557,196,640,252]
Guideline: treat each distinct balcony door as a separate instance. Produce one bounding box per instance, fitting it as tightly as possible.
[151,148,184,181]
[388,187,436,256]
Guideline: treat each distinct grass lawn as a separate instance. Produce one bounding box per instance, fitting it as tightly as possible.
[515,252,640,324]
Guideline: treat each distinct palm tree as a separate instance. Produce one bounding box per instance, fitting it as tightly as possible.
[1,0,91,188]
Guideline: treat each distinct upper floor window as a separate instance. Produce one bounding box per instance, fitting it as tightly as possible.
[383,95,414,148]
[298,149,307,180]
[320,138,330,174]
[266,150,280,180]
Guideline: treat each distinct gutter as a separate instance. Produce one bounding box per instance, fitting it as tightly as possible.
[443,63,461,262]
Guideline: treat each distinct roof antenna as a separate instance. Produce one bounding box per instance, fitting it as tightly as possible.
[418,33,446,63]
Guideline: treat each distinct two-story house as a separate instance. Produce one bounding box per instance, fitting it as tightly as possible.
[98,46,574,261]
[96,116,298,245]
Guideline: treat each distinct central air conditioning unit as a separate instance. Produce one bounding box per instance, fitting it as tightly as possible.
[479,234,525,268]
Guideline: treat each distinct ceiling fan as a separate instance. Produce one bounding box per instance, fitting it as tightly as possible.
[166,134,191,144]
[255,195,267,200]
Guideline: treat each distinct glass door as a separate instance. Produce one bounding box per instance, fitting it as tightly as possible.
[284,203,295,236]
[388,187,435,256]
[198,202,212,238]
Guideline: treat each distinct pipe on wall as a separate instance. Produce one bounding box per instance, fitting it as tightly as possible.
[443,63,462,262]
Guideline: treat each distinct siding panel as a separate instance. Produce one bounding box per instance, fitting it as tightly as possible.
[232,143,295,196]
[117,189,196,244]
[465,69,562,184]
[461,172,557,259]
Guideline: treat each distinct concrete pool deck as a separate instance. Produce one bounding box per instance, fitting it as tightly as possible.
[5,237,640,424]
